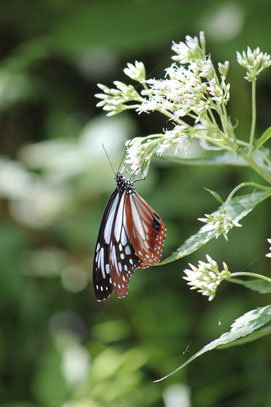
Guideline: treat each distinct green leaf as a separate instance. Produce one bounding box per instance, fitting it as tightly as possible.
[165,147,270,169]
[218,324,271,348]
[204,188,224,204]
[253,126,271,153]
[231,278,271,294]
[154,305,271,382]
[160,190,271,265]
[166,151,248,166]
[200,139,224,151]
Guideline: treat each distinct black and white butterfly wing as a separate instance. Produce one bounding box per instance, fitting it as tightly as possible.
[108,192,141,298]
[93,189,141,301]
[93,189,118,301]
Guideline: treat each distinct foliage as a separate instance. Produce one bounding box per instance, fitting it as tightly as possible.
[96,32,271,381]
[1,1,271,407]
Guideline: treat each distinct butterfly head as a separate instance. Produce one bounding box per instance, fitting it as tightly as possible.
[115,173,135,195]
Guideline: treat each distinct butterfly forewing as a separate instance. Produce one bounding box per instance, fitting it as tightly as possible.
[125,192,166,266]
[93,189,142,301]
[93,189,119,301]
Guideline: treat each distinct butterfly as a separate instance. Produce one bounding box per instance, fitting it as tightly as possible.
[93,172,166,301]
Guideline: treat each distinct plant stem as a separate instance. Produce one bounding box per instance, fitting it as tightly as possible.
[225,181,271,204]
[242,155,271,184]
[229,272,271,284]
[249,80,257,156]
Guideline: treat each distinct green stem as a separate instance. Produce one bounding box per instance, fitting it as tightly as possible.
[225,181,271,204]
[242,155,271,184]
[229,272,271,284]
[249,80,257,156]
[193,134,233,152]
[157,108,188,127]
[217,105,238,150]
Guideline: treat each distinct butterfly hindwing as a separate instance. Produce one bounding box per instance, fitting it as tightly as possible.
[108,191,141,298]
[125,192,166,266]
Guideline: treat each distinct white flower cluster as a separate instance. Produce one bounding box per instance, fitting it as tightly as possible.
[125,136,161,173]
[96,32,230,122]
[172,32,206,63]
[183,255,230,301]
[125,138,145,172]
[157,126,191,156]
[198,209,242,240]
[123,61,146,82]
[95,81,141,116]
[125,126,191,173]
[266,238,271,258]
[140,41,230,121]
[95,34,271,173]
[237,47,271,82]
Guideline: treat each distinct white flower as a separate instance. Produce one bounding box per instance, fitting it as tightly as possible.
[157,126,191,156]
[95,81,141,116]
[266,238,271,258]
[237,47,271,81]
[125,138,143,172]
[198,209,242,240]
[183,255,230,301]
[207,78,230,105]
[172,32,206,63]
[123,61,146,82]
[199,58,215,80]
[218,61,230,78]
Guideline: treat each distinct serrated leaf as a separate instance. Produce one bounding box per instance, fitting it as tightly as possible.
[160,190,271,265]
[155,305,271,382]
[204,188,224,204]
[253,126,271,153]
[232,278,271,294]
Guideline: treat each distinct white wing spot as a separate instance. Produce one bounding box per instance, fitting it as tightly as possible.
[125,246,131,255]
[120,253,125,260]
[121,229,127,245]
[100,247,105,279]
[129,258,134,265]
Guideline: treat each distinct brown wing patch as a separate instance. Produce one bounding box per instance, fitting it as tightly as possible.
[125,192,166,266]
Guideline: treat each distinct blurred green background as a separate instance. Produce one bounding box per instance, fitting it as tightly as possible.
[0,0,271,406]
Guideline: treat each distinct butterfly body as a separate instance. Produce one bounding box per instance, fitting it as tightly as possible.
[93,173,166,301]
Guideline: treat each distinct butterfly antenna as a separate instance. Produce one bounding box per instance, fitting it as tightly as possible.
[102,144,115,175]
